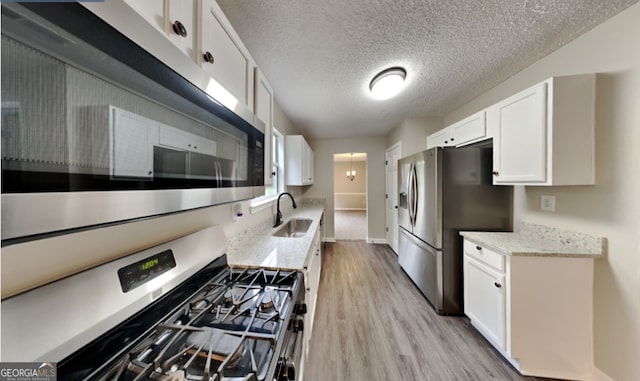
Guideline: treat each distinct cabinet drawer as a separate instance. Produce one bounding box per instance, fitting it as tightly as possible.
[464,241,505,272]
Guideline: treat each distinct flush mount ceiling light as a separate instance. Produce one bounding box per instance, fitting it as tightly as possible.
[369,67,407,100]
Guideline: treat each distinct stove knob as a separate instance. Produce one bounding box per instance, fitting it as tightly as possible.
[277,359,296,381]
[293,318,304,333]
[295,303,307,315]
[285,362,296,380]
[278,360,296,380]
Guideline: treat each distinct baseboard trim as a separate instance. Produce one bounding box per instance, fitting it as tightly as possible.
[334,208,366,211]
[366,238,388,244]
[323,237,337,243]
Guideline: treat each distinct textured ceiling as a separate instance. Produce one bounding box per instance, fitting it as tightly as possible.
[217,0,639,139]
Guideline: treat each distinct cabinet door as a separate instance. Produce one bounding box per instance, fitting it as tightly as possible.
[167,0,196,61]
[200,0,251,108]
[303,141,314,184]
[255,68,274,185]
[285,136,303,185]
[426,128,451,149]
[493,82,547,184]
[464,255,506,350]
[111,108,155,179]
[285,135,313,186]
[304,230,322,358]
[451,110,486,147]
[123,0,165,33]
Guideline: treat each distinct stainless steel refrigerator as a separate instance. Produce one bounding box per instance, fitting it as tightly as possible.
[398,141,512,315]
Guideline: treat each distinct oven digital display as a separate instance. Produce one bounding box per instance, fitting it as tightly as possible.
[141,258,159,271]
[118,250,176,293]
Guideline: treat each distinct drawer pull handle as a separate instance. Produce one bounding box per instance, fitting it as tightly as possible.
[476,246,482,251]
[494,282,502,288]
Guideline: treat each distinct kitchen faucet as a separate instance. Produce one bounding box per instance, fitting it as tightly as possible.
[274,192,297,227]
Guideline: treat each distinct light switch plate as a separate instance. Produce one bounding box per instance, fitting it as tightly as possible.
[540,195,555,212]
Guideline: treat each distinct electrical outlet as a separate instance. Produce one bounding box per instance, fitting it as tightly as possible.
[540,195,555,212]
[232,202,243,220]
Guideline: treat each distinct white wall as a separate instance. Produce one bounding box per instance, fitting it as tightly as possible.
[304,137,387,242]
[386,117,443,157]
[445,4,640,380]
[334,160,367,210]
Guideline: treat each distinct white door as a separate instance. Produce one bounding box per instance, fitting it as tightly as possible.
[385,143,401,254]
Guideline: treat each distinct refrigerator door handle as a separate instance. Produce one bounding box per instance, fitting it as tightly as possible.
[411,161,419,227]
[406,162,412,226]
[408,162,416,227]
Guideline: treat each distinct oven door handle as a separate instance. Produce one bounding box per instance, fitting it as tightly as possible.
[280,317,304,380]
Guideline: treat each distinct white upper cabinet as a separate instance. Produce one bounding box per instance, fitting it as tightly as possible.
[449,110,486,147]
[83,0,261,123]
[426,110,486,149]
[199,0,255,113]
[491,74,595,186]
[166,0,197,62]
[105,106,158,179]
[426,128,451,149]
[286,135,314,186]
[122,0,165,33]
[255,68,274,185]
[490,83,547,183]
[122,0,196,62]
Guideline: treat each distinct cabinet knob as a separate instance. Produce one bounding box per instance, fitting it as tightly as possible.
[203,51,215,64]
[492,171,499,176]
[450,137,455,141]
[444,140,449,144]
[148,171,153,176]
[172,20,188,37]
[476,246,482,251]
[494,282,502,288]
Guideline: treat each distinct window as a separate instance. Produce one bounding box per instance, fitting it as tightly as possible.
[251,128,284,210]
[264,128,284,196]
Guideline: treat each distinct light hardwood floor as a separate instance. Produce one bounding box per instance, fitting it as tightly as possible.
[305,241,555,381]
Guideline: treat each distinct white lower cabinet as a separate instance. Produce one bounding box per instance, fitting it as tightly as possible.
[463,239,595,380]
[464,255,505,350]
[303,228,322,375]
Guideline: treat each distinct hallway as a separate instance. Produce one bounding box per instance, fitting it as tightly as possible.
[334,210,366,241]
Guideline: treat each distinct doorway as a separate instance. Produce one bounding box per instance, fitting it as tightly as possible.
[385,142,401,253]
[333,153,367,241]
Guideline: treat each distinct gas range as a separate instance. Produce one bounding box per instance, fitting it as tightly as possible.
[1,227,306,381]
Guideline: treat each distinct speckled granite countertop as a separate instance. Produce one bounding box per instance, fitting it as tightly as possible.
[226,203,325,270]
[460,222,606,258]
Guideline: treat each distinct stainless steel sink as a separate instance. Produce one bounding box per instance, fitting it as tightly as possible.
[272,218,313,238]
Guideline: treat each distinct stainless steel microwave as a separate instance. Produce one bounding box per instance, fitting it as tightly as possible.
[1,3,265,241]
